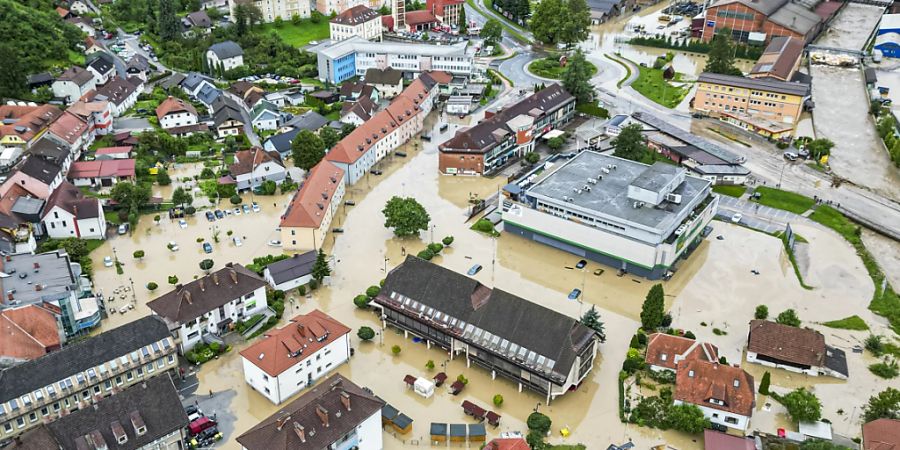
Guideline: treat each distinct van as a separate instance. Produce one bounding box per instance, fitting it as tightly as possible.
[439,123,449,132]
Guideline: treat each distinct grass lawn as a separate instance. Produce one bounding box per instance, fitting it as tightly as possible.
[575,101,609,119]
[712,185,747,198]
[751,186,815,214]
[260,19,329,47]
[527,57,598,80]
[631,65,689,109]
[822,315,869,331]
[605,54,632,88]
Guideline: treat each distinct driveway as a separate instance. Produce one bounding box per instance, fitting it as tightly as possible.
[113,116,153,132]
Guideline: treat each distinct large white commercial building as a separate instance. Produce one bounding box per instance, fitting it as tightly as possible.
[312,36,473,83]
[239,310,351,405]
[502,151,718,279]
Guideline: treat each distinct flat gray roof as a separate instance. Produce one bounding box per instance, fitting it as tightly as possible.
[0,251,76,306]
[697,72,810,96]
[526,151,710,231]
[316,36,470,59]
[631,112,745,164]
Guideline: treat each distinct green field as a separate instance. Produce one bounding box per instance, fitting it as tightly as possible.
[631,65,689,109]
[822,315,869,331]
[260,19,330,47]
[751,186,815,214]
[712,185,747,198]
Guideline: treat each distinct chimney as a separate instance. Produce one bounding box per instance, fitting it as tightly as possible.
[229,269,238,284]
[225,262,234,268]
[315,405,329,427]
[297,323,306,336]
[293,422,306,443]
[340,391,351,411]
[213,273,219,285]
[35,284,43,291]
[275,414,291,431]
[33,262,40,269]
[175,283,183,291]
[199,279,205,291]
[182,291,192,305]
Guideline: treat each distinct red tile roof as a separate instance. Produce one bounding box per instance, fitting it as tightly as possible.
[748,320,826,367]
[704,429,755,450]
[423,70,453,84]
[0,305,62,361]
[48,111,89,145]
[239,310,351,377]
[405,9,438,25]
[280,160,344,228]
[228,148,283,176]
[68,159,136,179]
[675,360,755,417]
[484,438,530,450]
[382,15,394,31]
[0,104,63,143]
[645,333,719,371]
[156,96,198,121]
[863,419,900,450]
[94,146,132,156]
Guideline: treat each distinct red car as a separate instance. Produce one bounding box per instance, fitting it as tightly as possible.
[188,417,217,436]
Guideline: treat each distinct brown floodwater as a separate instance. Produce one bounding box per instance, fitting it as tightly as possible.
[89,112,884,448]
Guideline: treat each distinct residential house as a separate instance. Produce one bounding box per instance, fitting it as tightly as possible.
[83,37,106,55]
[402,10,439,32]
[262,250,318,291]
[55,6,72,19]
[644,333,719,372]
[748,36,804,81]
[28,138,72,175]
[280,160,345,251]
[364,67,403,98]
[41,181,107,239]
[51,67,96,104]
[284,110,329,132]
[156,96,199,130]
[263,111,328,157]
[0,316,176,439]
[375,255,600,402]
[236,374,384,450]
[125,54,151,81]
[180,73,216,98]
[67,159,136,188]
[86,53,115,86]
[339,81,379,103]
[0,104,63,166]
[66,99,113,136]
[46,111,91,158]
[211,96,246,138]
[5,376,188,450]
[746,320,849,379]
[692,72,809,139]
[92,76,143,117]
[229,147,286,191]
[147,264,269,353]
[704,429,755,450]
[340,96,377,126]
[264,92,287,108]
[862,419,900,450]
[65,17,96,37]
[240,310,351,404]
[233,0,311,23]
[674,360,755,431]
[94,146,132,160]
[207,41,244,72]
[0,305,65,368]
[250,101,282,131]
[484,438,530,450]
[228,81,266,109]
[183,10,213,36]
[329,5,383,42]
[0,156,65,199]
[0,190,40,254]
[701,0,829,44]
[439,84,576,175]
[68,0,90,14]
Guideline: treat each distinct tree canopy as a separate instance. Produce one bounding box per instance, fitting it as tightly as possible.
[613,124,649,162]
[319,126,340,149]
[806,138,834,161]
[580,306,606,342]
[863,387,900,422]
[561,49,594,104]
[480,19,503,46]
[703,28,743,76]
[312,249,331,283]
[776,308,801,327]
[172,187,193,207]
[382,196,430,237]
[531,0,590,45]
[291,129,326,170]
[780,388,822,423]
[640,284,666,330]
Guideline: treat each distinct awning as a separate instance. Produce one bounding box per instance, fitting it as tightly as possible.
[543,129,565,140]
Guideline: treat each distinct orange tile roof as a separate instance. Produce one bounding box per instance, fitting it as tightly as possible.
[864,419,900,450]
[0,305,61,361]
[0,104,63,143]
[675,360,755,417]
[239,310,351,377]
[0,183,39,216]
[280,160,344,228]
[156,96,198,121]
[645,333,719,371]
[229,148,283,176]
[484,438,530,450]
[48,111,89,145]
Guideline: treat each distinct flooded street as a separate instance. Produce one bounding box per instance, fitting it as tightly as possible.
[87,106,887,448]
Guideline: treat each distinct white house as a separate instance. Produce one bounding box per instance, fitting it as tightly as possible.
[747,320,849,379]
[329,5,382,42]
[86,53,115,86]
[228,147,286,191]
[147,264,269,353]
[262,250,317,291]
[644,333,719,372]
[239,310,351,404]
[207,41,244,72]
[156,96,199,130]
[52,66,97,104]
[69,0,91,14]
[674,360,755,432]
[41,181,107,239]
[280,160,345,251]
[250,100,281,131]
[94,76,143,117]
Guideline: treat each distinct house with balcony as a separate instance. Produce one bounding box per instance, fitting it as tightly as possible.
[147,263,269,353]
[228,147,286,191]
[674,360,755,432]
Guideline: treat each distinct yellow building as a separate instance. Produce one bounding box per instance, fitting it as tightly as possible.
[693,72,808,139]
[280,160,345,251]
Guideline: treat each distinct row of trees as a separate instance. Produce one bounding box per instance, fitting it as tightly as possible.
[491,0,530,24]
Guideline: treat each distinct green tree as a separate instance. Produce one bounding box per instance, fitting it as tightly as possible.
[312,249,331,283]
[863,387,900,422]
[666,404,709,434]
[526,412,552,434]
[806,138,835,161]
[366,285,381,297]
[357,326,375,340]
[168,275,179,285]
[776,308,801,327]
[172,187,193,207]
[704,28,742,76]
[382,196,430,237]
[147,282,159,291]
[561,48,594,104]
[133,250,145,259]
[480,19,503,46]
[580,306,606,342]
[524,152,540,164]
[755,305,769,320]
[530,0,562,44]
[759,371,771,395]
[320,126,340,149]
[391,345,401,355]
[291,129,326,170]
[378,4,390,15]
[799,441,852,450]
[559,0,591,46]
[425,359,435,370]
[353,294,370,308]
[273,16,284,27]
[547,136,564,152]
[291,13,302,24]
[340,122,357,138]
[458,5,467,35]
[156,168,171,186]
[493,394,503,406]
[780,388,822,423]
[199,259,214,272]
[0,45,26,99]
[157,0,181,40]
[612,124,648,162]
[640,284,666,330]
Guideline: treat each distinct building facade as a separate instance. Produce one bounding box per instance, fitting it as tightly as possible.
[156,96,199,130]
[228,148,287,191]
[502,152,718,279]
[674,360,755,432]
[41,182,107,240]
[0,316,176,440]
[262,250,317,291]
[700,0,825,44]
[330,5,383,41]
[746,320,849,379]
[280,160,346,251]
[207,41,245,72]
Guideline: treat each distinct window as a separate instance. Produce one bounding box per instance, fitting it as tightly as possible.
[87,368,97,379]
[93,386,101,394]
[29,413,36,423]
[136,367,143,377]
[104,381,112,391]
[33,390,43,401]
[167,355,175,364]
[115,377,123,386]
[4,423,12,433]
[52,403,60,412]
[75,373,85,385]
[126,371,134,381]
[21,396,31,407]
[146,363,154,374]
[725,416,739,424]
[660,354,667,361]
[40,408,48,417]
[16,418,24,428]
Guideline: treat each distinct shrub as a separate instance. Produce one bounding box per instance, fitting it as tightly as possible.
[527,412,552,434]
[353,295,370,308]
[759,371,771,395]
[391,345,401,355]
[865,334,885,356]
[712,328,727,336]
[493,394,504,407]
[456,374,469,385]
[146,282,158,291]
[185,206,196,215]
[777,308,801,327]
[357,326,375,341]
[168,275,179,285]
[365,285,380,298]
[298,285,307,295]
[629,334,640,348]
[636,331,648,346]
[309,279,319,290]
[622,347,645,374]
[417,249,435,260]
[425,360,435,370]
[266,316,278,327]
[660,313,673,328]
[209,342,221,353]
[869,359,899,379]
[648,369,676,384]
[133,250,145,259]
[442,236,454,246]
[755,305,769,320]
[683,331,696,339]
[718,356,728,364]
[230,195,242,205]
[427,242,444,253]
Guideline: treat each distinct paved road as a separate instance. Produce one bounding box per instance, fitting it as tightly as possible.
[113,116,153,132]
[716,195,803,234]
[495,52,544,87]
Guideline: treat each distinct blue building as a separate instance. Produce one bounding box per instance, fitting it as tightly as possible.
[875,32,900,58]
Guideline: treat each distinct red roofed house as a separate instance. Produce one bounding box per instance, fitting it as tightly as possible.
[66,99,113,137]
[704,429,755,450]
[41,181,107,239]
[674,360,755,432]
[645,333,719,372]
[0,304,65,368]
[404,9,438,31]
[426,0,464,27]
[228,147,286,191]
[46,111,92,157]
[280,160,345,251]
[67,159,136,188]
[0,104,63,150]
[863,419,900,450]
[484,438,530,450]
[156,96,201,134]
[240,310,351,404]
[94,146,132,160]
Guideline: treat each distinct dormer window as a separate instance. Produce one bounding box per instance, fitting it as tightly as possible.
[688,370,694,377]
[733,379,740,388]
[660,354,667,361]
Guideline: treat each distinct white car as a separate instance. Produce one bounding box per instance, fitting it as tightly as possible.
[268,239,282,247]
[167,241,179,251]
[233,237,243,247]
[731,213,743,223]
[252,202,260,212]
[103,256,113,267]
[178,219,188,229]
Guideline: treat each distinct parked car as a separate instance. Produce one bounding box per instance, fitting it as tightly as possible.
[575,259,587,269]
[268,239,282,247]
[168,241,179,252]
[731,213,743,223]
[251,202,260,212]
[214,209,225,219]
[188,417,217,436]
[103,256,113,267]
[333,228,344,233]
[233,207,241,215]
[117,223,129,235]
[202,242,213,254]
[369,169,383,175]
[242,204,251,213]
[233,237,243,247]
[568,288,582,300]
[467,264,482,276]
[178,219,188,229]
[783,151,798,161]
[205,211,215,222]
[344,200,356,206]
[395,151,407,157]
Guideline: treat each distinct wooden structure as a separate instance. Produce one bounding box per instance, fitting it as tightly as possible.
[403,374,416,387]
[486,411,501,427]
[450,424,467,442]
[392,413,413,434]
[430,423,448,443]
[433,372,448,387]
[449,380,465,395]
[461,400,487,421]
[468,423,486,443]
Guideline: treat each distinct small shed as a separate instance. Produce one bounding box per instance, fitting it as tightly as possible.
[449,424,467,442]
[393,413,413,434]
[661,63,675,80]
[449,380,465,395]
[403,374,416,387]
[430,423,448,443]
[468,423,486,442]
[414,377,435,398]
[486,411,501,427]
[461,400,486,421]
[433,372,448,387]
[381,403,399,426]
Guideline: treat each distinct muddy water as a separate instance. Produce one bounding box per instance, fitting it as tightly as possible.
[861,229,900,289]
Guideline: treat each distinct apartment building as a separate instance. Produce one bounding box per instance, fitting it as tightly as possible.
[229,0,310,23]
[693,72,809,138]
[0,316,176,440]
[330,5,383,41]
[280,160,345,251]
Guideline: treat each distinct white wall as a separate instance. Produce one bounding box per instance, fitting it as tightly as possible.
[52,80,96,104]
[263,269,311,292]
[208,52,244,71]
[675,400,750,432]
[42,203,106,240]
[177,286,268,352]
[160,111,198,130]
[356,411,383,450]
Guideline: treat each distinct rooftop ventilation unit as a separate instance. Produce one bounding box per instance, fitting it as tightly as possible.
[601,167,610,174]
[665,193,682,204]
[587,178,597,184]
